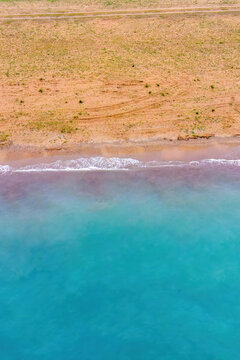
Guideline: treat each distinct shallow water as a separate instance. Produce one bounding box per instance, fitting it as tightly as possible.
[1,158,240,359]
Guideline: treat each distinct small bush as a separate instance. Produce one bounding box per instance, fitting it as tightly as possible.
[61,125,74,134]
[0,133,9,143]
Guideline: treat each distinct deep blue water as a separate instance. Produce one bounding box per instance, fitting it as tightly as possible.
[1,162,240,359]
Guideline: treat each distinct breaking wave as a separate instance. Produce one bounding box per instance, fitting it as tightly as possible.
[1,157,240,174]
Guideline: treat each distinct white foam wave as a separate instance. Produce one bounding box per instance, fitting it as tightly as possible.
[190,159,240,166]
[0,165,11,174]
[1,156,240,174]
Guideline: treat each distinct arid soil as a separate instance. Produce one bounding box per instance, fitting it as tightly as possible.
[0,4,239,151]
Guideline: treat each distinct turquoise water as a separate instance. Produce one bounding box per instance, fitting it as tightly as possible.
[1,160,240,359]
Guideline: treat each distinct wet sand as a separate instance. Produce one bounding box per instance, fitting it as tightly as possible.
[2,136,240,168]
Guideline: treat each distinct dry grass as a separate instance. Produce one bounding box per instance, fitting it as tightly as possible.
[0,13,239,147]
[1,0,239,15]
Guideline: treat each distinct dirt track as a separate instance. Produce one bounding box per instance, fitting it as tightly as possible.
[1,6,240,21]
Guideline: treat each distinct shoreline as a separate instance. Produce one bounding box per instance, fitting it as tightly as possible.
[2,136,240,166]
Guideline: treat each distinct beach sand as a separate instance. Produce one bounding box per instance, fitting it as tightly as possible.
[2,137,240,168]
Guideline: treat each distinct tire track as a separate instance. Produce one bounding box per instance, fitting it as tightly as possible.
[1,6,240,21]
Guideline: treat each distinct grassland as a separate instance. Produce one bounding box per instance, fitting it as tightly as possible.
[0,5,239,149]
[1,0,240,15]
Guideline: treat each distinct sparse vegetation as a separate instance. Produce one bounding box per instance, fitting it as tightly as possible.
[0,132,9,143]
[1,0,239,13]
[0,10,239,146]
[61,125,75,134]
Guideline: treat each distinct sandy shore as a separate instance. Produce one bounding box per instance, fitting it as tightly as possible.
[2,136,240,167]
